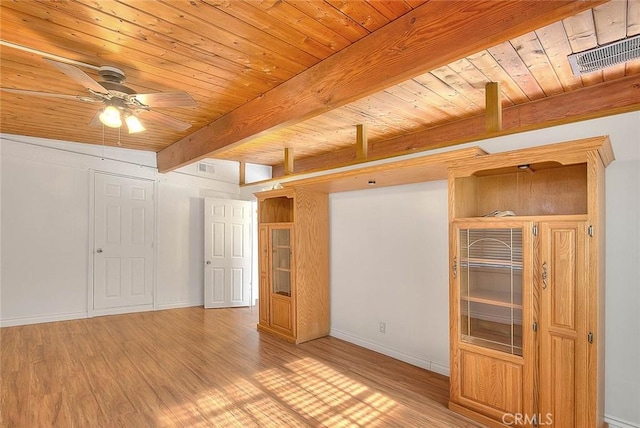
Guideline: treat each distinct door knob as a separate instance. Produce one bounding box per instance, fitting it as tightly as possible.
[206,260,211,265]
[96,248,103,253]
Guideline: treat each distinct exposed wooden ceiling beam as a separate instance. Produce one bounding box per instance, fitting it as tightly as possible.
[157,0,606,173]
[271,74,640,177]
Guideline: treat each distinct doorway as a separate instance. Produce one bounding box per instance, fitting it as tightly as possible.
[91,172,155,315]
[203,197,253,308]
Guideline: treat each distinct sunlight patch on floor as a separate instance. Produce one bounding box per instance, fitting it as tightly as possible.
[157,357,398,426]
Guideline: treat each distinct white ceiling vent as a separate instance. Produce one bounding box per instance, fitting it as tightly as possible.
[197,162,215,175]
[568,34,640,75]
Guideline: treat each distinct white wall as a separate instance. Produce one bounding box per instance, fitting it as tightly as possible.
[155,182,207,309]
[330,111,639,427]
[2,154,90,322]
[0,134,247,325]
[331,180,450,373]
[604,156,640,428]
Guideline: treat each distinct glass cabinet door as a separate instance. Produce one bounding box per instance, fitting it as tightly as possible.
[459,227,523,355]
[271,228,292,297]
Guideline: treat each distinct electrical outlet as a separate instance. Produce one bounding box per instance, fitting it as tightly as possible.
[379,322,386,334]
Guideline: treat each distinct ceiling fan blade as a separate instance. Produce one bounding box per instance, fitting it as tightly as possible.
[133,92,196,108]
[136,109,192,131]
[1,87,99,103]
[44,58,109,94]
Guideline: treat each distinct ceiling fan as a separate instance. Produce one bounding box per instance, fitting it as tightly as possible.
[1,58,196,134]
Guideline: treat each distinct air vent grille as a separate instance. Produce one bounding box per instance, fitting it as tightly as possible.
[568,34,640,75]
[197,162,215,175]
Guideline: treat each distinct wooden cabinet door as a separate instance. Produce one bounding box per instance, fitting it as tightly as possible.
[538,221,588,428]
[268,225,294,337]
[270,295,293,334]
[450,221,535,423]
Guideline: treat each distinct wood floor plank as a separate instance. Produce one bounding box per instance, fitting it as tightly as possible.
[1,307,480,427]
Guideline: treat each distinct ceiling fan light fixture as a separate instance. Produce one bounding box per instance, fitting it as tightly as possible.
[125,114,145,133]
[99,105,122,128]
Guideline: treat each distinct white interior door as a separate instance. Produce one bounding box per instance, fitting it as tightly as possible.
[93,173,155,312]
[204,198,252,308]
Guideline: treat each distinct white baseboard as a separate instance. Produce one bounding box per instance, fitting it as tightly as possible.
[1,311,87,327]
[430,362,450,377]
[605,415,640,428]
[157,301,203,310]
[330,328,450,377]
[90,305,154,318]
[1,301,205,327]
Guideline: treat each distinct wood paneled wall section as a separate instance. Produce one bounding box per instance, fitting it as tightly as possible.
[259,197,294,223]
[463,164,589,217]
[293,188,330,343]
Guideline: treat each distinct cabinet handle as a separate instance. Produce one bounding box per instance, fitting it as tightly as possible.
[453,256,457,279]
[542,262,548,289]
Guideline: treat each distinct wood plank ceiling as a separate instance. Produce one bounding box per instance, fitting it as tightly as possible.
[1,1,639,178]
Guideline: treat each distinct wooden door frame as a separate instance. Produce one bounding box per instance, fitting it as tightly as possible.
[87,170,158,318]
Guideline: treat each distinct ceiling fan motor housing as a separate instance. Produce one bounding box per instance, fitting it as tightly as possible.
[98,65,126,83]
[98,66,137,98]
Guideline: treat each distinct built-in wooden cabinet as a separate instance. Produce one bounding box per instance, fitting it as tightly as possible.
[249,136,612,425]
[447,136,613,428]
[255,187,329,344]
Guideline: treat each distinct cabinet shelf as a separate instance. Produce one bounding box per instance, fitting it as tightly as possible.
[461,290,522,309]
[461,257,522,270]
[461,335,523,355]
[274,291,291,297]
[452,162,589,218]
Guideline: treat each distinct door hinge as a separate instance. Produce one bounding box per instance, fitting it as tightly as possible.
[588,332,594,344]
[588,225,594,237]
[533,321,538,332]
[533,225,538,236]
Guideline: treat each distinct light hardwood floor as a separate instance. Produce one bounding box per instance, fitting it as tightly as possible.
[1,307,481,427]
